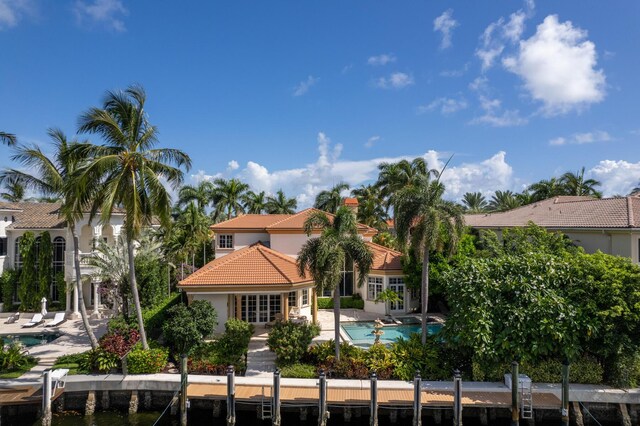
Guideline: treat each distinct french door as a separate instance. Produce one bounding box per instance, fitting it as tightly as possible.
[388,278,405,311]
[241,294,281,323]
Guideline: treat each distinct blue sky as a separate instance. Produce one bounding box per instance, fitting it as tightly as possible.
[1,0,639,206]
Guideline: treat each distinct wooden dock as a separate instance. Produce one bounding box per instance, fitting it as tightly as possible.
[187,383,561,409]
[0,385,63,406]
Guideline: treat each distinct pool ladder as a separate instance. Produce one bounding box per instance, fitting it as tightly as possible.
[260,385,272,420]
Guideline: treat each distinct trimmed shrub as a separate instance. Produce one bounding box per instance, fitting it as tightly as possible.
[142,293,180,336]
[267,321,321,366]
[0,269,19,308]
[127,347,168,374]
[607,351,640,388]
[280,363,316,378]
[163,301,217,356]
[317,296,364,310]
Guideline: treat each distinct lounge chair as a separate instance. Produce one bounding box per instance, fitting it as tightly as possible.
[4,312,20,324]
[289,306,301,318]
[45,312,66,327]
[22,313,44,328]
[265,313,283,328]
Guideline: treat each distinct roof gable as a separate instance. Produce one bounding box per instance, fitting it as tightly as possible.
[366,241,403,271]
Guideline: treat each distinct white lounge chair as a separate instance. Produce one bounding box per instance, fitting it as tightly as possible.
[4,312,20,324]
[22,313,44,328]
[45,312,66,327]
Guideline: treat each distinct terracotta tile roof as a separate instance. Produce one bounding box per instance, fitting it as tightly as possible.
[465,196,640,229]
[366,241,403,271]
[343,197,359,206]
[179,242,313,286]
[210,214,291,231]
[266,208,377,234]
[1,202,67,230]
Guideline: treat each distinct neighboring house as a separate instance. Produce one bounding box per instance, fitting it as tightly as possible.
[465,195,640,264]
[178,204,412,332]
[0,201,125,315]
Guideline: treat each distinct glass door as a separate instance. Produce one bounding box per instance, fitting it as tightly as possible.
[388,278,405,311]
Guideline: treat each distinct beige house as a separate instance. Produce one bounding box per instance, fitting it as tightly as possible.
[178,206,411,332]
[465,196,640,264]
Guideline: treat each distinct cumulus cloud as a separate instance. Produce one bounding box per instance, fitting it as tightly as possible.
[375,72,414,89]
[440,63,469,77]
[227,160,239,170]
[590,160,640,196]
[468,77,527,127]
[367,54,396,66]
[0,0,33,30]
[418,97,468,115]
[293,76,319,96]
[365,136,380,148]
[549,131,612,146]
[503,15,606,115]
[74,0,128,32]
[433,9,458,49]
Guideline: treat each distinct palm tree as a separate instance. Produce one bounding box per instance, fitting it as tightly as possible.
[0,128,99,349]
[211,178,249,221]
[0,177,25,202]
[351,184,388,229]
[297,207,373,360]
[376,158,438,210]
[528,177,567,202]
[314,182,349,214]
[395,176,464,344]
[242,190,267,214]
[0,132,16,146]
[177,181,214,211]
[265,189,297,214]
[76,85,191,350]
[171,202,211,268]
[461,192,488,213]
[560,167,602,198]
[488,190,521,212]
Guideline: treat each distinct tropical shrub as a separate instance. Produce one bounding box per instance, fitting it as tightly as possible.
[18,232,37,310]
[99,327,140,358]
[82,348,119,373]
[0,269,19,308]
[37,231,53,302]
[0,342,35,371]
[135,255,167,308]
[163,301,218,355]
[126,347,168,374]
[267,320,320,366]
[213,319,253,365]
[142,293,180,336]
[390,334,442,380]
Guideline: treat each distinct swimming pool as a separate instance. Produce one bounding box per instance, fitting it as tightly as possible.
[0,333,62,347]
[341,321,442,348]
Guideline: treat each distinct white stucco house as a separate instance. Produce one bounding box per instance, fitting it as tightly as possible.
[178,202,413,333]
[465,195,640,264]
[0,201,126,316]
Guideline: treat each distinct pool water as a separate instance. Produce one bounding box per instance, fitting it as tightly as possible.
[0,332,62,347]
[341,321,442,347]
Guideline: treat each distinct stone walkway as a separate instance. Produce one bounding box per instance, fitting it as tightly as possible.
[244,327,276,377]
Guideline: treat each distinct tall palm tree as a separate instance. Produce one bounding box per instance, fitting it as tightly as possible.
[528,177,567,202]
[0,177,25,202]
[172,202,211,268]
[0,128,99,349]
[177,181,214,211]
[395,176,464,344]
[0,132,16,146]
[461,192,488,213]
[351,184,388,229]
[297,207,373,360]
[76,85,191,350]
[488,190,521,212]
[242,190,267,214]
[376,158,438,210]
[211,178,249,221]
[314,182,350,214]
[560,167,602,198]
[265,189,297,214]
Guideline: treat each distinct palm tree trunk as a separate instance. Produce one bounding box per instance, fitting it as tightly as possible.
[421,249,430,345]
[127,238,149,350]
[333,287,341,361]
[71,226,98,350]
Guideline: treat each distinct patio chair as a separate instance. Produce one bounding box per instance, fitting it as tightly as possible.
[45,312,66,327]
[22,313,44,328]
[4,312,20,324]
[265,313,284,328]
[289,306,301,318]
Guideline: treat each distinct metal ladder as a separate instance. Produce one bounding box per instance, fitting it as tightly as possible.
[521,380,533,419]
[260,386,272,420]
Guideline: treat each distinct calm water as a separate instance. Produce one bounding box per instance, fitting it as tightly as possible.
[0,332,62,347]
[341,321,442,347]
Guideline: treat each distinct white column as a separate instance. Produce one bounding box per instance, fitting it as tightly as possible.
[92,225,102,250]
[111,224,122,239]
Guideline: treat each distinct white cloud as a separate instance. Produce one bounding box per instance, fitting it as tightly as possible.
[503,15,606,115]
[293,75,319,97]
[74,0,128,32]
[419,97,468,115]
[590,160,640,196]
[549,131,612,146]
[469,77,527,127]
[0,0,33,30]
[367,54,396,66]
[433,9,458,50]
[341,64,353,74]
[375,72,414,89]
[365,136,380,148]
[440,63,469,77]
[227,160,239,170]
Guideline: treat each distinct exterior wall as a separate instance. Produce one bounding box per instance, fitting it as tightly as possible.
[0,212,15,274]
[359,274,409,316]
[214,232,271,258]
[611,233,632,259]
[563,231,612,255]
[632,234,640,264]
[269,233,312,258]
[192,293,229,334]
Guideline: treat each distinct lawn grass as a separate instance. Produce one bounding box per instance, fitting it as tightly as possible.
[0,359,37,379]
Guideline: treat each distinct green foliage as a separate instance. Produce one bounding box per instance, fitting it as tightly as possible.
[126,346,168,374]
[189,319,254,373]
[37,232,53,302]
[53,352,91,375]
[390,334,442,380]
[0,342,35,371]
[1,269,19,307]
[372,232,397,250]
[82,348,119,373]
[163,301,217,355]
[55,271,67,311]
[142,293,180,336]
[135,254,166,308]
[317,296,364,310]
[607,351,640,388]
[280,363,317,378]
[18,232,37,310]
[267,320,321,366]
[189,300,218,338]
[472,356,604,384]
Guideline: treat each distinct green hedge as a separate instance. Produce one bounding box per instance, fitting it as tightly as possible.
[472,356,605,384]
[126,347,168,374]
[142,293,181,335]
[317,296,364,310]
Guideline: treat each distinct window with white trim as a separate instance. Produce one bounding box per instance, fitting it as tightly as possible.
[218,234,233,249]
[0,237,6,256]
[367,276,383,301]
[302,289,309,306]
[288,291,297,307]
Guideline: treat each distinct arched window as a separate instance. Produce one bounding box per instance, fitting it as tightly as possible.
[52,237,66,302]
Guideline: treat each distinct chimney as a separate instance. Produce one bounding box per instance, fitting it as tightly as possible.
[342,197,359,216]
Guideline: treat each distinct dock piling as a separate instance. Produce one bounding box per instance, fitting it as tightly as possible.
[561,360,570,426]
[273,368,281,426]
[180,354,188,426]
[42,369,52,426]
[413,370,422,426]
[453,369,462,426]
[511,361,520,426]
[370,371,378,426]
[318,369,329,426]
[227,365,236,426]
